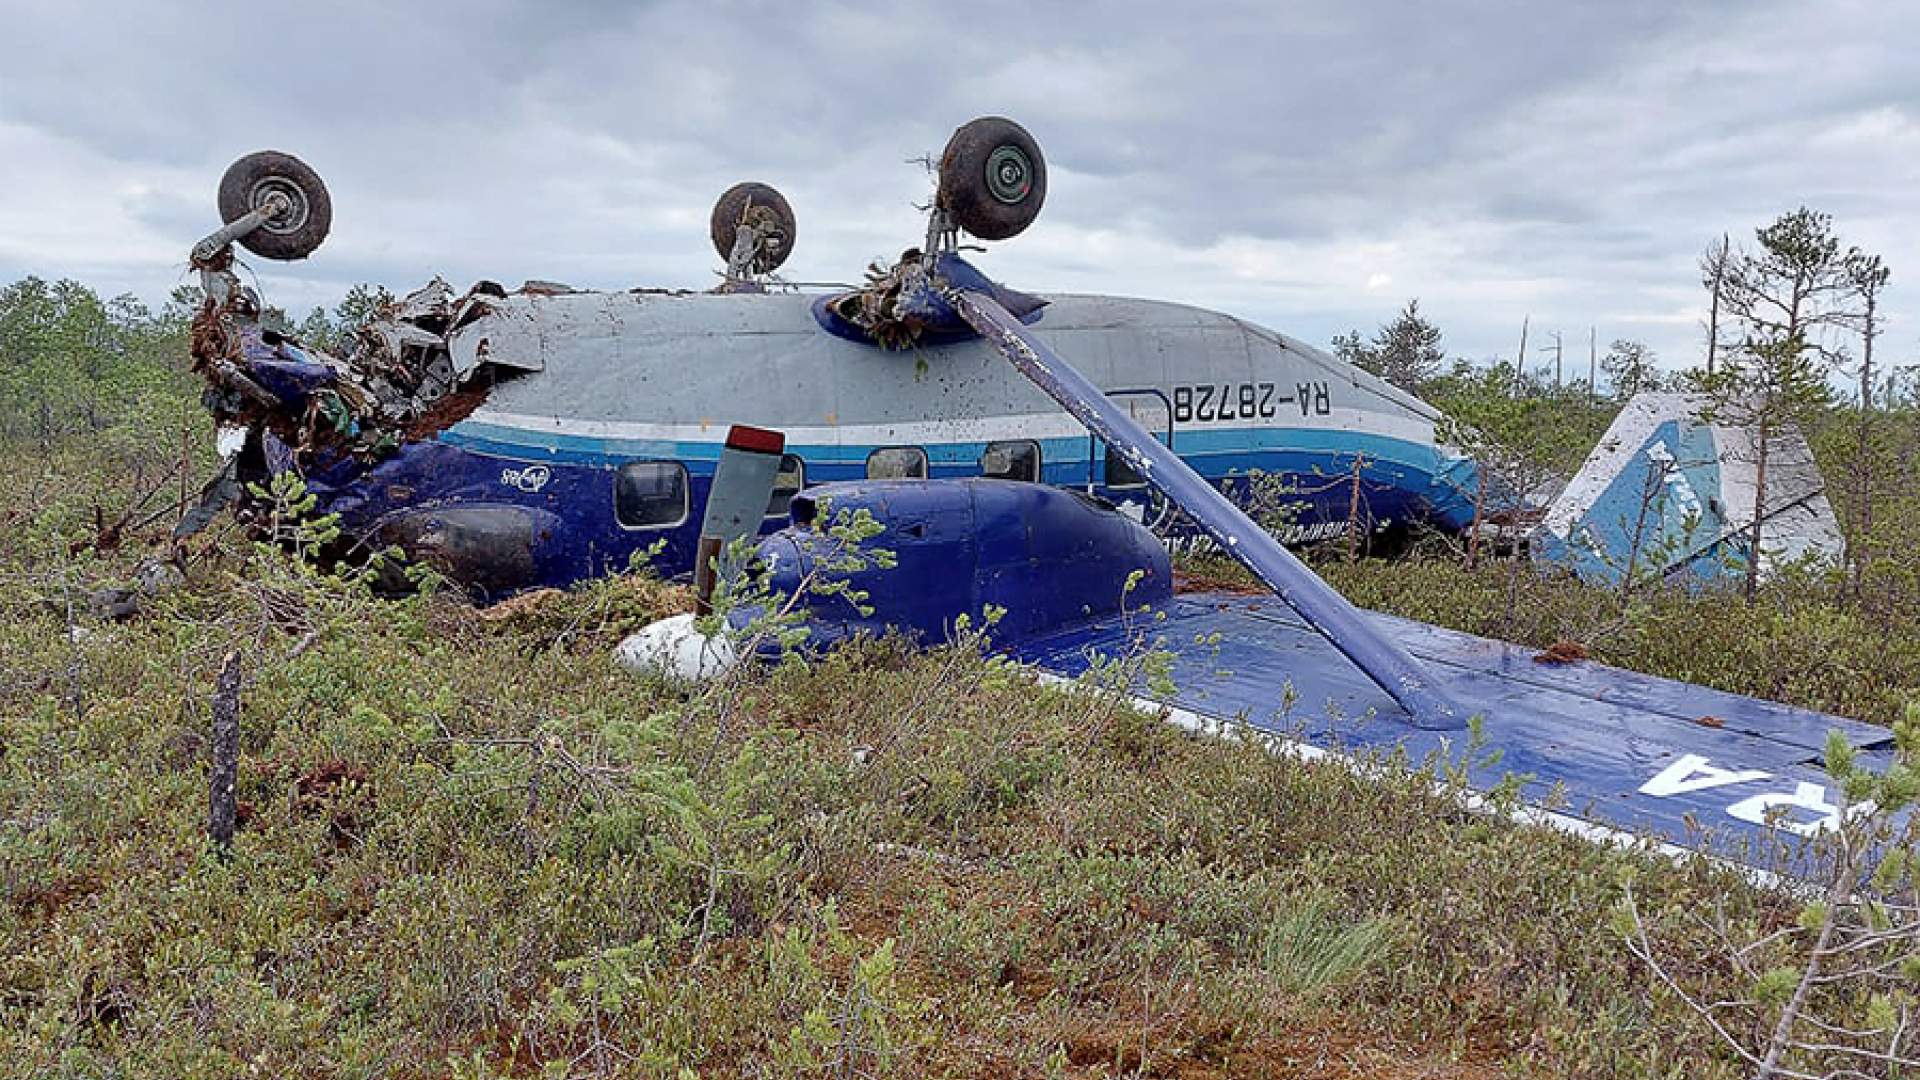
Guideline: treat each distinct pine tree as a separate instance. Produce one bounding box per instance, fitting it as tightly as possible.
[1600,339,1661,400]
[1707,208,1862,601]
[1331,299,1444,393]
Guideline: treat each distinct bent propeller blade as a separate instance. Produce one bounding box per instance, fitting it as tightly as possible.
[695,424,786,614]
[946,284,1467,730]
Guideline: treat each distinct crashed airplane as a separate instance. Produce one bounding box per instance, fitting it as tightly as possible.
[183,118,1898,878]
[183,133,1481,593]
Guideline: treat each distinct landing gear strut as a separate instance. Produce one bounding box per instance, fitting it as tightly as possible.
[711,181,797,286]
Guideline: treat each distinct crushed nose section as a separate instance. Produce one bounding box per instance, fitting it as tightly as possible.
[186,273,562,465]
[1534,392,1845,588]
[186,150,538,464]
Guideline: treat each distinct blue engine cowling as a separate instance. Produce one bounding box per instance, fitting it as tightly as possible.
[735,478,1171,650]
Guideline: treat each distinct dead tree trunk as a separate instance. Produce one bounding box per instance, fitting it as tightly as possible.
[1852,287,1877,602]
[209,651,242,855]
[1704,233,1729,378]
[1753,824,1865,1079]
[1465,465,1486,571]
[1587,326,1597,406]
[1745,423,1770,604]
[1619,463,1669,606]
[1512,315,1530,396]
[1345,455,1364,563]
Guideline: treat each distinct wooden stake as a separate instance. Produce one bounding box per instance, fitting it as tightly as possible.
[209,651,242,855]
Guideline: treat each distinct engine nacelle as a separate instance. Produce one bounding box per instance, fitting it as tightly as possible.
[734,478,1171,651]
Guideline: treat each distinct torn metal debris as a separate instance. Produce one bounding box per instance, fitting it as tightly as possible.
[188,271,537,463]
[822,249,1049,350]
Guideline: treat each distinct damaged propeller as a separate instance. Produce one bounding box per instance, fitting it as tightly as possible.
[693,424,788,615]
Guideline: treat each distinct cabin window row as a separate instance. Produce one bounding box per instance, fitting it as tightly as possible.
[614,439,1133,530]
[615,455,807,530]
[861,439,1148,488]
[866,440,1043,483]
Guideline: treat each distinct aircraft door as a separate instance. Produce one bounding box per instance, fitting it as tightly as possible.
[1093,389,1173,530]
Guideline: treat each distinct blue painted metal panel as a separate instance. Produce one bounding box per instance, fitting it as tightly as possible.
[1534,416,1727,583]
[743,479,1172,650]
[1008,594,1902,875]
[247,356,337,409]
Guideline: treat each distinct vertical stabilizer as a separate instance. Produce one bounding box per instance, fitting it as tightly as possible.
[1536,392,1843,587]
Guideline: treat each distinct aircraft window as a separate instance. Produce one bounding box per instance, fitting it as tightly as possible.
[767,454,805,518]
[614,461,688,529]
[980,440,1041,482]
[866,446,928,480]
[1105,444,1148,490]
[1100,390,1171,491]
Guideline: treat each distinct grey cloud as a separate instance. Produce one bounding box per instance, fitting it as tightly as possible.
[1,0,1915,370]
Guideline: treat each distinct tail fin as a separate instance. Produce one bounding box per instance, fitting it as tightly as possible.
[1536,392,1843,587]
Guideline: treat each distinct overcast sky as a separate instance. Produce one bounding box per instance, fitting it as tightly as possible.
[2,0,1915,373]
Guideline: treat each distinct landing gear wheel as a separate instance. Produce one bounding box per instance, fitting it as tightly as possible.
[217,151,332,261]
[710,182,796,274]
[938,117,1046,241]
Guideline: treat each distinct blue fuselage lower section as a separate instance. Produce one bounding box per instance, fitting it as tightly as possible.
[238,275,1483,595]
[292,416,1476,595]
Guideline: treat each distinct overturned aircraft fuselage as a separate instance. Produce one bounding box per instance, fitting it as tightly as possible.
[193,270,1483,595]
[185,131,1908,882]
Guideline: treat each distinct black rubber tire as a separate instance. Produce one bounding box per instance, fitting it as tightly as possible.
[710,182,796,273]
[217,151,332,261]
[938,117,1046,241]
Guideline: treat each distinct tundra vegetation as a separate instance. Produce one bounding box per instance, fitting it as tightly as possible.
[3,207,1920,1078]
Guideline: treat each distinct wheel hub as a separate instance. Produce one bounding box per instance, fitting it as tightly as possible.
[985,146,1032,204]
[249,176,310,235]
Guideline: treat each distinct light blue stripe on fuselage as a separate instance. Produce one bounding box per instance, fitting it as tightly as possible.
[431,415,1480,533]
[439,417,1451,481]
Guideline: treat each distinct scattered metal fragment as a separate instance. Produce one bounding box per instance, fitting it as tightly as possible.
[827,250,933,350]
[185,270,558,463]
[86,559,185,621]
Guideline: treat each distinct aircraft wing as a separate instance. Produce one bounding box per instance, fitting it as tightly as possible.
[1008,592,1899,878]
